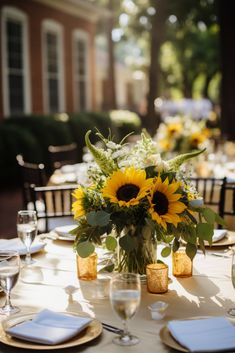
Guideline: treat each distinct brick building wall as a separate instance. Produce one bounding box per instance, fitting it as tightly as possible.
[0,0,97,119]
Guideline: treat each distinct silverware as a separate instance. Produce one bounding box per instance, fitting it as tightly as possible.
[102,322,123,334]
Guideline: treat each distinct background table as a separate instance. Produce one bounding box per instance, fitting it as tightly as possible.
[1,236,234,352]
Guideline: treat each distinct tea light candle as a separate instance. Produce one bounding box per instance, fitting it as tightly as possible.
[172,248,193,278]
[76,252,97,280]
[146,263,168,293]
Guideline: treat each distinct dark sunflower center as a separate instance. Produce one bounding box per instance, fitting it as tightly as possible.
[116,184,140,202]
[152,191,169,215]
[192,138,199,145]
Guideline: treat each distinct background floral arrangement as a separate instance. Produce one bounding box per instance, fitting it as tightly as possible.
[154,115,211,155]
[72,130,224,274]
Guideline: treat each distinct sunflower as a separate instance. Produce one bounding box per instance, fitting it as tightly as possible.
[148,176,187,230]
[189,132,206,147]
[72,187,86,219]
[102,167,152,207]
[159,139,173,152]
[167,122,182,136]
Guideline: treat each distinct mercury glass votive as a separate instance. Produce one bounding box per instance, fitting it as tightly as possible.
[146,263,168,293]
[172,248,193,278]
[76,252,97,281]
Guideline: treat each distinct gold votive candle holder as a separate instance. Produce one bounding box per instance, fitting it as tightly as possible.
[172,248,193,278]
[146,263,168,293]
[76,252,97,281]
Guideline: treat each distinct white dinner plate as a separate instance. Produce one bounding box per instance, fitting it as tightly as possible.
[52,225,77,241]
[0,238,46,256]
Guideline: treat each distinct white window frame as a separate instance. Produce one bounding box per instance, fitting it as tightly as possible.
[41,19,65,113]
[72,29,91,111]
[1,6,31,117]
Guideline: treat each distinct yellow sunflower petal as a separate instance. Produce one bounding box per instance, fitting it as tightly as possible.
[102,166,151,207]
[148,175,187,229]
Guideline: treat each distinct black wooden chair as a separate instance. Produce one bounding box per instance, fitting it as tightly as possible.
[30,184,78,233]
[220,183,235,224]
[189,177,227,217]
[16,154,48,208]
[48,143,78,171]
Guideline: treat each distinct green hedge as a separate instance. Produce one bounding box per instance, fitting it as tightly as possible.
[5,114,74,170]
[0,111,142,186]
[0,124,41,185]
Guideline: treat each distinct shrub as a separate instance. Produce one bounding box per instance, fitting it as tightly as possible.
[0,124,41,185]
[5,114,74,170]
[109,110,142,139]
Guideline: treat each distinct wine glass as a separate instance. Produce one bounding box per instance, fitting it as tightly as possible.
[17,210,38,265]
[228,248,235,316]
[0,250,20,315]
[109,273,141,346]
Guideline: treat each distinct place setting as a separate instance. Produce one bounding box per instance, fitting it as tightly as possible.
[48,224,77,241]
[0,210,46,264]
[206,230,235,248]
[0,309,102,350]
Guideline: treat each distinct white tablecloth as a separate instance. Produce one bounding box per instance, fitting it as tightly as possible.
[0,237,234,352]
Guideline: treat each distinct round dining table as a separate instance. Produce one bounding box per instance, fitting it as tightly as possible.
[1,233,234,353]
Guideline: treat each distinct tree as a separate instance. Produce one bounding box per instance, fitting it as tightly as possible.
[218,0,235,140]
[146,0,168,134]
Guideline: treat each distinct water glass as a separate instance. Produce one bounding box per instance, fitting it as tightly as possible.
[17,210,37,265]
[228,248,235,316]
[109,273,141,346]
[0,250,20,315]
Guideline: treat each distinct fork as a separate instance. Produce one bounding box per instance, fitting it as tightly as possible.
[102,322,123,334]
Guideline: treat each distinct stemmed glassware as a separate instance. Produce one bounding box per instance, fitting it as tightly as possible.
[0,250,20,315]
[109,272,141,346]
[228,248,235,316]
[17,210,38,265]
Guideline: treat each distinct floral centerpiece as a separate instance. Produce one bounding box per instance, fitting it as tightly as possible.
[72,130,224,275]
[154,115,211,155]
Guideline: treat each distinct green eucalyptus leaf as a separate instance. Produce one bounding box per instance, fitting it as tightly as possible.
[188,226,197,244]
[199,238,206,254]
[76,241,95,258]
[164,234,175,243]
[87,210,110,227]
[173,238,180,253]
[69,226,78,235]
[202,208,216,224]
[215,214,226,226]
[186,243,197,260]
[119,235,136,253]
[105,236,117,251]
[161,246,171,258]
[99,263,115,273]
[196,223,214,242]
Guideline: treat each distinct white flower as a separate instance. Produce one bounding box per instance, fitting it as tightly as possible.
[144,154,169,172]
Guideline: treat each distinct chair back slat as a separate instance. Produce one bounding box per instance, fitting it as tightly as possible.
[189,177,226,211]
[30,184,78,233]
[221,183,235,217]
[16,154,47,208]
[48,143,78,171]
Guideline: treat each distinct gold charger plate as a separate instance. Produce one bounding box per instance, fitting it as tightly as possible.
[0,312,102,350]
[160,316,234,352]
[205,231,235,248]
[160,325,187,352]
